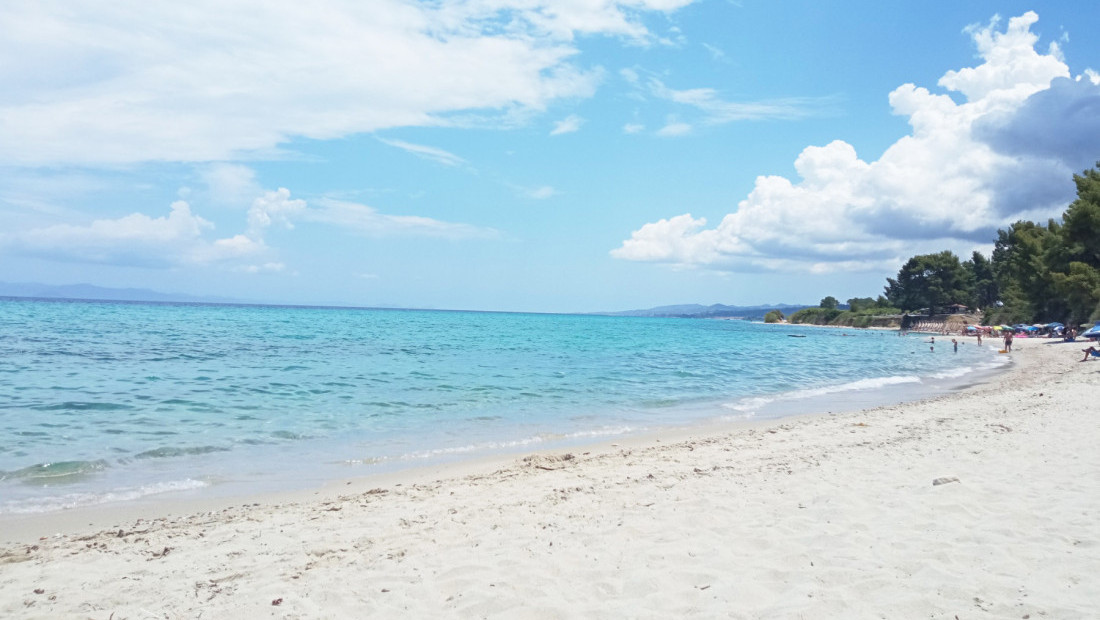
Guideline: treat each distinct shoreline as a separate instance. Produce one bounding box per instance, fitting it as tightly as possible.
[0,332,1005,531]
[0,360,1001,544]
[3,340,1097,617]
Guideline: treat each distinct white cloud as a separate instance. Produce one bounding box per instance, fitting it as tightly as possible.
[309,198,499,240]
[198,234,269,264]
[701,43,728,63]
[526,186,557,199]
[647,77,831,123]
[2,200,265,267]
[656,121,692,136]
[510,0,694,41]
[236,262,286,274]
[247,188,308,236]
[614,11,1091,273]
[1,183,499,268]
[199,164,262,207]
[623,123,645,134]
[550,114,584,135]
[377,138,467,167]
[0,1,694,166]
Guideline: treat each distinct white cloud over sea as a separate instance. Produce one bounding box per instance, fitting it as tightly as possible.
[612,12,1100,273]
[1,201,264,268]
[0,0,692,166]
[1,186,497,270]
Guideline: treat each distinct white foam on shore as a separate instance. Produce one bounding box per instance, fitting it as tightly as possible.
[723,375,922,414]
[0,479,208,515]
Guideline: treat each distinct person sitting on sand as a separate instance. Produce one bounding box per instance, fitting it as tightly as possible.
[1081,346,1100,362]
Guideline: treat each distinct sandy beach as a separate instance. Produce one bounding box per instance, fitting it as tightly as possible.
[2,338,1098,618]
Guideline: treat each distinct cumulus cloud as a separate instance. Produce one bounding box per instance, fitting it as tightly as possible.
[1,184,495,268]
[0,0,693,166]
[973,76,1100,171]
[550,114,584,135]
[614,11,1094,273]
[2,200,265,267]
[247,188,308,236]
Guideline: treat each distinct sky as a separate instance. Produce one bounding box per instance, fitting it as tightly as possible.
[1,1,1099,313]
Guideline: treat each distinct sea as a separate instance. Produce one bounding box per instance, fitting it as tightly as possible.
[0,297,1006,514]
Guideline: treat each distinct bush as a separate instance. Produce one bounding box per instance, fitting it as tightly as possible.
[788,307,842,324]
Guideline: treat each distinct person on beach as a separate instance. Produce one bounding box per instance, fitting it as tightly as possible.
[1004,331,1013,352]
[1081,346,1100,361]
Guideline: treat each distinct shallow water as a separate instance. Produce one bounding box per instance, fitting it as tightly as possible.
[0,297,1003,513]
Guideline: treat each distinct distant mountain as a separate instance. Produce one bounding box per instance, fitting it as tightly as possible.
[0,281,242,305]
[597,303,816,319]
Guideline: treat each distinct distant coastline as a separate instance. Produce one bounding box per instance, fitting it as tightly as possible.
[2,281,819,318]
[0,281,242,305]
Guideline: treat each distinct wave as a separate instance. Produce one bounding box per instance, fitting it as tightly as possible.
[31,401,134,411]
[133,445,230,459]
[0,459,109,484]
[723,374,922,413]
[0,479,208,514]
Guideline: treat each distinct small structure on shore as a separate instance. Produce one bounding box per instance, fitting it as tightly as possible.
[901,312,983,334]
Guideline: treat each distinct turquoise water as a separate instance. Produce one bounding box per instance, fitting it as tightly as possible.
[0,297,1003,513]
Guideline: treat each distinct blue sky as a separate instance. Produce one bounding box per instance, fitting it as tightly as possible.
[2,1,1099,312]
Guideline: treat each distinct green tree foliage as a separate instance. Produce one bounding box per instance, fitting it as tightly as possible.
[846,297,875,313]
[1050,262,1100,322]
[985,165,1100,324]
[1062,166,1100,267]
[859,164,1100,326]
[991,220,1065,321]
[884,251,972,314]
[788,303,900,327]
[763,309,785,323]
[1051,166,1100,321]
[819,296,839,310]
[788,307,842,324]
[963,251,998,310]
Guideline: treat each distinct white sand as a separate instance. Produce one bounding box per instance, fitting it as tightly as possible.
[2,340,1098,618]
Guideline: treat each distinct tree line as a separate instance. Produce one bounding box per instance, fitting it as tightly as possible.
[881,164,1100,325]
